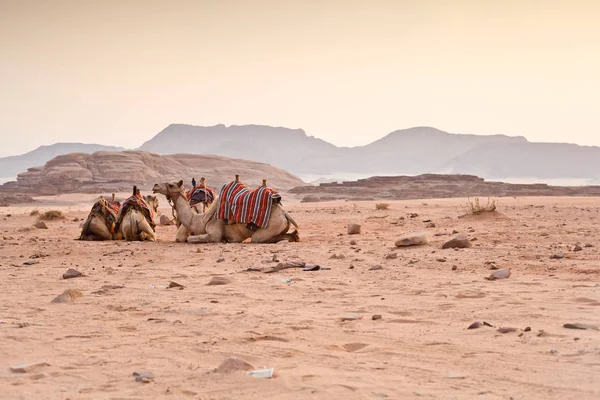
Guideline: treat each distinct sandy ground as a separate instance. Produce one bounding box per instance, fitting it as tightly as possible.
[0,195,599,399]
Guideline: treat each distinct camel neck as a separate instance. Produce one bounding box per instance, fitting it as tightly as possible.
[173,193,196,231]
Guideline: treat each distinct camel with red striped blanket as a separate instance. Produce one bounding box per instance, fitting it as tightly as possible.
[153,180,299,244]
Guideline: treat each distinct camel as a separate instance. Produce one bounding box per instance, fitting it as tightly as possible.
[79,196,121,241]
[153,180,299,244]
[118,190,159,242]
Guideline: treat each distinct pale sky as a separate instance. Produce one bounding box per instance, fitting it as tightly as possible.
[1,0,599,157]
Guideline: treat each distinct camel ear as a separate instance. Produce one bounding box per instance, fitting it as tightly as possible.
[177,180,184,187]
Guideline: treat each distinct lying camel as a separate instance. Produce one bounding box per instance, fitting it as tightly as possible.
[118,191,159,242]
[153,180,299,243]
[79,196,121,241]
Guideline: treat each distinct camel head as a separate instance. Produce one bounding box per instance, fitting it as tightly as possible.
[153,180,185,202]
[144,195,160,213]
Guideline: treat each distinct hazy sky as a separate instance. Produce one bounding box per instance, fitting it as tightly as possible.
[1,0,599,157]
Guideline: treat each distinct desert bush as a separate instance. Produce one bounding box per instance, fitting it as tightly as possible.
[375,203,390,210]
[39,210,65,221]
[465,197,497,214]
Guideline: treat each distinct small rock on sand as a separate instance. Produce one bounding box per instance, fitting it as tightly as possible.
[10,362,50,373]
[372,315,382,320]
[486,268,511,280]
[62,268,82,279]
[34,221,48,230]
[573,244,583,252]
[395,232,430,247]
[468,322,481,329]
[159,215,174,226]
[442,234,472,249]
[385,253,397,259]
[497,327,518,334]
[51,289,83,303]
[133,371,154,383]
[167,281,185,289]
[550,253,564,259]
[563,323,599,331]
[369,265,383,271]
[347,223,361,235]
[349,240,357,245]
[207,277,231,286]
[341,314,362,321]
[216,357,255,373]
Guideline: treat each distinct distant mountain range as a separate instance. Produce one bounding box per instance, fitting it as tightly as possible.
[0,143,123,181]
[2,125,600,185]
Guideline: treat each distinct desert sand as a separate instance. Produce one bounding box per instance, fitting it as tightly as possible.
[0,195,599,399]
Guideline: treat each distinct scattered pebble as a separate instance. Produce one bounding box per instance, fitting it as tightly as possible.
[564,323,599,331]
[372,315,382,320]
[468,322,481,329]
[573,244,583,252]
[215,357,255,373]
[133,371,154,383]
[497,327,518,334]
[62,268,82,279]
[486,268,511,280]
[34,221,48,230]
[51,289,83,303]
[341,314,362,321]
[442,234,472,249]
[369,265,383,271]
[385,253,397,259]
[207,277,231,286]
[167,281,185,289]
[347,223,361,235]
[395,232,430,247]
[10,362,50,373]
[550,253,564,259]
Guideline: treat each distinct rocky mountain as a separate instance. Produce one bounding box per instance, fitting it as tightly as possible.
[13,151,304,195]
[3,125,600,185]
[138,124,600,183]
[0,143,123,181]
[138,124,339,176]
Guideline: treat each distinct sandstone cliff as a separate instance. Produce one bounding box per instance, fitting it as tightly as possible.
[290,174,600,202]
[13,151,304,195]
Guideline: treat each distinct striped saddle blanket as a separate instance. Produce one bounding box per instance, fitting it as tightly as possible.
[115,195,155,230]
[186,186,215,207]
[217,181,279,229]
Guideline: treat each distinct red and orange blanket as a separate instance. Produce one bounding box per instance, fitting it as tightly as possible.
[87,198,120,233]
[217,181,278,229]
[115,194,156,230]
[186,186,215,207]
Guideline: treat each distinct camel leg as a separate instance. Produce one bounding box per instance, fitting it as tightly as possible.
[138,219,156,241]
[187,233,216,243]
[250,208,292,243]
[175,225,190,243]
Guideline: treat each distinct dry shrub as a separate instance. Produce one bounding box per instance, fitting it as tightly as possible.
[375,203,390,210]
[465,197,497,214]
[30,209,40,216]
[39,210,65,221]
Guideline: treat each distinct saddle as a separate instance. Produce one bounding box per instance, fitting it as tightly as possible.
[115,194,156,231]
[217,181,279,230]
[186,186,215,207]
[80,197,120,238]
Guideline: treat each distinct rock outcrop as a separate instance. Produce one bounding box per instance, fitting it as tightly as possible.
[11,151,304,195]
[290,174,600,202]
